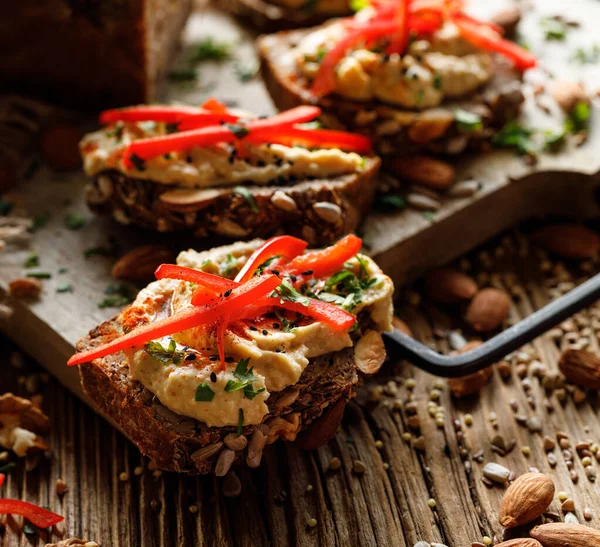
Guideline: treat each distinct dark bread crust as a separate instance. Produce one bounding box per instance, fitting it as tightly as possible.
[78,315,361,474]
[85,157,380,246]
[257,27,526,156]
[216,0,351,31]
[0,0,192,110]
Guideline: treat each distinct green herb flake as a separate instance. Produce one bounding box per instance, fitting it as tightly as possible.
[374,194,407,211]
[57,282,73,293]
[64,212,86,230]
[146,339,185,365]
[233,186,259,212]
[195,382,216,402]
[98,283,135,308]
[422,211,435,222]
[234,59,259,82]
[168,68,198,82]
[30,212,50,232]
[544,129,566,151]
[540,16,567,41]
[0,461,17,474]
[227,124,250,139]
[58,267,69,274]
[565,101,591,134]
[237,408,244,435]
[26,272,51,279]
[254,255,281,276]
[433,74,443,90]
[454,108,483,133]
[106,122,124,141]
[23,252,39,268]
[189,38,231,63]
[275,281,311,307]
[492,121,536,155]
[224,358,266,400]
[84,246,114,258]
[571,44,600,64]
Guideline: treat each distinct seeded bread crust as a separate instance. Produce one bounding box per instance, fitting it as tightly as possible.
[85,157,380,246]
[77,315,363,474]
[217,0,351,31]
[257,27,526,157]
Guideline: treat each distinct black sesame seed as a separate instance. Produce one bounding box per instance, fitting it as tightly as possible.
[302,269,313,276]
[257,160,265,167]
[186,155,193,163]
[289,275,297,282]
[275,348,281,353]
[275,158,283,167]
[249,325,258,331]
[273,323,280,329]
[224,289,232,297]
[210,372,217,382]
[225,356,234,363]
[271,269,280,276]
[209,355,218,361]
[262,329,268,336]
[185,353,196,361]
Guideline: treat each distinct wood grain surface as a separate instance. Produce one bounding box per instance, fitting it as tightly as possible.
[2,225,600,547]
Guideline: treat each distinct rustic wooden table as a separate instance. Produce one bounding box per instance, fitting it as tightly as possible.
[2,224,600,547]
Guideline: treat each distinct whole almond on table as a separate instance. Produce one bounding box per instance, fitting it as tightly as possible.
[9,277,42,299]
[530,522,600,547]
[532,224,599,259]
[448,341,493,397]
[112,244,176,281]
[499,472,555,528]
[559,349,600,389]
[465,288,511,332]
[425,268,477,304]
[390,155,455,190]
[496,540,542,547]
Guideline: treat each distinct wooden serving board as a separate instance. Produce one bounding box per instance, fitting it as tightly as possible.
[1,1,600,545]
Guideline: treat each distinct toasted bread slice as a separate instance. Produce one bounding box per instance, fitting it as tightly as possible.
[258,27,526,156]
[85,156,380,246]
[78,314,374,474]
[217,0,351,31]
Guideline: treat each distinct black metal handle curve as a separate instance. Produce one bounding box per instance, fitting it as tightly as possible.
[383,273,600,378]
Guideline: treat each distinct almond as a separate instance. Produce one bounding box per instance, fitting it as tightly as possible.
[532,224,599,259]
[354,330,386,375]
[550,80,589,112]
[112,244,176,281]
[465,288,511,332]
[392,316,412,337]
[448,341,493,397]
[424,268,477,304]
[8,277,42,299]
[390,155,455,190]
[530,523,600,547]
[407,109,454,144]
[499,472,555,528]
[40,123,83,172]
[496,540,542,547]
[559,349,600,389]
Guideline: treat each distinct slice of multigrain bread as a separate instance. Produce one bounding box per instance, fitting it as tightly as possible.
[257,27,526,157]
[85,157,380,246]
[77,314,376,474]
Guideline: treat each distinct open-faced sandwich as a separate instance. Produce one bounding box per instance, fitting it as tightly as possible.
[219,0,353,31]
[258,0,535,156]
[68,234,394,474]
[80,100,380,245]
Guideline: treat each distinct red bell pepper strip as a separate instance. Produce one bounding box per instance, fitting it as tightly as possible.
[450,11,504,35]
[283,234,363,279]
[385,0,409,55]
[234,236,308,284]
[0,474,4,488]
[201,98,232,114]
[246,127,372,154]
[155,264,236,293]
[100,105,207,125]
[451,16,536,70]
[123,107,322,166]
[0,499,64,528]
[67,274,280,366]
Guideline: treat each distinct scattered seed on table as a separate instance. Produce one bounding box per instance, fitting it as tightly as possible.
[306,484,313,493]
[329,457,342,471]
[482,462,510,484]
[353,460,366,474]
[562,499,575,512]
[306,517,318,527]
[427,498,436,508]
[189,505,198,514]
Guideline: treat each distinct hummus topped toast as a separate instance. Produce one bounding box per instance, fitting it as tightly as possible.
[80,101,380,246]
[258,0,534,156]
[69,235,394,474]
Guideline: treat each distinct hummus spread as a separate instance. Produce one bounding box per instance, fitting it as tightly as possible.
[296,18,494,109]
[80,122,364,188]
[123,240,393,428]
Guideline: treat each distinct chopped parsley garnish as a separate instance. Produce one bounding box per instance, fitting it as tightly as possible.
[224,358,266,400]
[324,265,375,311]
[422,211,435,222]
[145,339,185,365]
[23,252,39,268]
[237,409,244,435]
[255,255,281,275]
[195,383,216,402]
[129,153,146,172]
[233,186,259,212]
[492,121,536,154]
[64,212,86,230]
[544,129,566,152]
[189,38,231,63]
[168,68,198,81]
[106,122,124,141]
[30,212,50,232]
[26,271,51,279]
[98,283,135,308]
[540,16,567,41]
[415,90,425,107]
[274,281,311,307]
[220,253,239,277]
[433,74,443,90]
[84,245,115,258]
[565,101,591,134]
[57,282,73,293]
[454,108,483,133]
[374,193,407,211]
[571,44,600,64]
[234,59,259,82]
[227,123,250,139]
